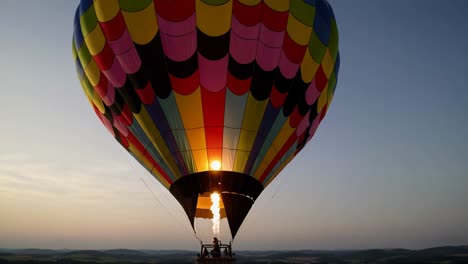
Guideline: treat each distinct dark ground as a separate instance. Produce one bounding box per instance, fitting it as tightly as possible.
[1,246,467,263]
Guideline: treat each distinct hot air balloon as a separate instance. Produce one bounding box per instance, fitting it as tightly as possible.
[73,0,340,241]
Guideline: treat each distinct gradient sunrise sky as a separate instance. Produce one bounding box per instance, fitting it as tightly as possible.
[0,0,467,250]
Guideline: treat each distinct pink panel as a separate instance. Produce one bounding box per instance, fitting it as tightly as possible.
[117,47,142,74]
[231,16,260,39]
[230,33,258,64]
[108,30,133,55]
[259,24,284,47]
[157,13,195,36]
[199,54,228,92]
[161,31,196,62]
[103,58,126,88]
[306,79,321,105]
[296,111,310,136]
[307,115,321,143]
[102,81,115,106]
[279,50,300,79]
[256,42,281,71]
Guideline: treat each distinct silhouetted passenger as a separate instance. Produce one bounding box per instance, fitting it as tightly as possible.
[211,237,221,258]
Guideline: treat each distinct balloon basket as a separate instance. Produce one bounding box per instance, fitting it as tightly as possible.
[196,241,236,264]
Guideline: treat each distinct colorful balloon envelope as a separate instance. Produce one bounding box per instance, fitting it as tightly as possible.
[73,0,340,238]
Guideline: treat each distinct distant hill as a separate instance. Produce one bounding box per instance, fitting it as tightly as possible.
[0,246,467,263]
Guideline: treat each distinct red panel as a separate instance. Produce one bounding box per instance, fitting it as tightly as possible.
[288,106,302,128]
[233,0,262,26]
[201,88,225,127]
[99,12,126,41]
[270,86,288,108]
[170,70,199,95]
[202,89,225,164]
[259,132,298,183]
[116,104,133,126]
[94,75,108,99]
[320,105,328,122]
[117,131,130,149]
[93,43,115,70]
[282,33,307,64]
[135,82,155,105]
[227,72,251,95]
[315,65,328,92]
[154,0,195,22]
[262,3,288,32]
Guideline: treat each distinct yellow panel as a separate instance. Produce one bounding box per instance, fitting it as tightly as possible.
[327,89,334,106]
[133,107,181,178]
[238,0,261,6]
[254,121,294,178]
[196,0,232,37]
[300,49,320,83]
[234,94,268,171]
[92,92,105,114]
[197,195,225,209]
[84,60,101,86]
[121,1,158,45]
[321,49,334,78]
[174,88,204,129]
[286,13,312,46]
[240,93,268,132]
[264,0,289,12]
[233,150,249,173]
[317,86,328,113]
[195,209,227,219]
[94,0,120,22]
[186,128,206,150]
[85,25,106,55]
[192,149,208,172]
[72,41,77,61]
[128,142,171,189]
[80,78,93,101]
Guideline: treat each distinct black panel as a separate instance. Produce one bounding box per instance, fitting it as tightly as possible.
[166,52,198,78]
[274,73,294,93]
[228,55,254,80]
[169,171,264,238]
[198,30,230,61]
[309,100,319,122]
[117,79,142,113]
[221,193,254,238]
[283,72,309,117]
[250,66,275,101]
[134,33,172,99]
[109,91,125,115]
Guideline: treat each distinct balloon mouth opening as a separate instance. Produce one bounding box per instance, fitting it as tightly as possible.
[210,160,221,171]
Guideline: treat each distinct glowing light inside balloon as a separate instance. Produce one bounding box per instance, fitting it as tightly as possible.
[210,160,221,171]
[210,192,221,235]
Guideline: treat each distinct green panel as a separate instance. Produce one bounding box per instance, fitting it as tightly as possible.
[308,29,327,63]
[79,4,97,37]
[77,44,92,66]
[328,71,337,96]
[201,0,231,5]
[249,112,288,175]
[328,19,339,60]
[81,75,94,100]
[158,94,196,174]
[119,0,152,12]
[289,0,315,27]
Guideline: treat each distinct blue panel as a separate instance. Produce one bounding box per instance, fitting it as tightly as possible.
[146,98,189,176]
[314,0,332,46]
[73,8,84,49]
[244,102,280,174]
